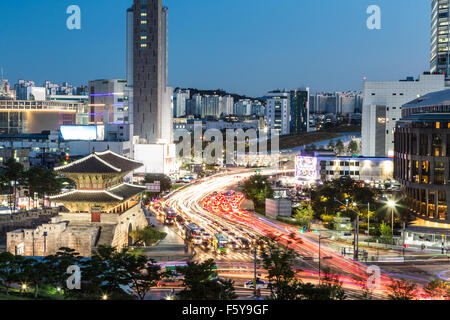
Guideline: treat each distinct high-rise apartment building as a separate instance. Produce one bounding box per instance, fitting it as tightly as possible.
[431,0,450,79]
[289,88,310,134]
[266,91,290,135]
[222,95,234,115]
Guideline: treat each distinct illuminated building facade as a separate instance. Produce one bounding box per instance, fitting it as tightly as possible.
[431,0,450,79]
[295,152,394,184]
[0,100,82,134]
[394,89,450,224]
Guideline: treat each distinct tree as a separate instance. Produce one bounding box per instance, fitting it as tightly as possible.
[327,141,335,151]
[293,206,312,228]
[144,174,172,193]
[259,236,302,300]
[347,140,359,154]
[129,226,167,247]
[14,256,50,299]
[2,158,25,213]
[335,139,344,155]
[380,222,392,243]
[176,259,237,300]
[121,254,163,300]
[387,279,417,300]
[79,246,132,300]
[241,175,274,213]
[0,252,19,295]
[44,247,82,294]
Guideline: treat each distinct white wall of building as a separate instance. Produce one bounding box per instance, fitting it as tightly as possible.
[362,74,446,157]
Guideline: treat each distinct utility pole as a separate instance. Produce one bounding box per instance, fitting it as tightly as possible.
[402,222,406,256]
[318,235,322,285]
[354,213,359,261]
[367,202,370,236]
[253,242,257,297]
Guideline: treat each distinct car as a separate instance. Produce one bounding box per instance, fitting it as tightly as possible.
[157,279,184,287]
[229,241,239,250]
[244,279,268,289]
[193,235,202,245]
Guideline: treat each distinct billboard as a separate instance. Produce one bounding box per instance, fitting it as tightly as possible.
[60,125,104,141]
[295,156,317,180]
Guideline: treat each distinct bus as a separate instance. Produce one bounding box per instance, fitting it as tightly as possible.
[185,223,202,244]
[213,233,229,254]
[163,207,177,225]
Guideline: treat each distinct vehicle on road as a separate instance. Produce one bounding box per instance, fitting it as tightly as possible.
[157,279,184,288]
[185,223,202,241]
[213,233,229,254]
[244,279,268,289]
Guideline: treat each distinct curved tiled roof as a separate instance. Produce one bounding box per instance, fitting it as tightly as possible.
[54,150,143,174]
[50,183,146,203]
[96,150,143,172]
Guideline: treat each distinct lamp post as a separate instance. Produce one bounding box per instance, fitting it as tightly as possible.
[387,200,396,238]
[334,198,359,260]
[318,234,331,285]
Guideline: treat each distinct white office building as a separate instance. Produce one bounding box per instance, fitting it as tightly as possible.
[362,73,446,157]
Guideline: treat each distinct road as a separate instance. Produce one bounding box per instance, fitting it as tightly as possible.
[153,169,446,299]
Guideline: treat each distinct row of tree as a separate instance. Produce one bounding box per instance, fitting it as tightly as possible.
[0,158,75,213]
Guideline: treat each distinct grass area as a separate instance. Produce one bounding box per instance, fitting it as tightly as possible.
[171,184,186,191]
[0,285,66,300]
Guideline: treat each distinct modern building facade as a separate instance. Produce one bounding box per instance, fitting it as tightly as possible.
[88,79,128,125]
[266,91,290,135]
[362,73,446,157]
[394,89,450,224]
[130,0,171,144]
[289,88,310,134]
[431,0,450,79]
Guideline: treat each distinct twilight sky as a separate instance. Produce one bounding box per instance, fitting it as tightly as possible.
[0,0,430,97]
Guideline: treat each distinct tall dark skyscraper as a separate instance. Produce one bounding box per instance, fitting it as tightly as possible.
[129,0,170,144]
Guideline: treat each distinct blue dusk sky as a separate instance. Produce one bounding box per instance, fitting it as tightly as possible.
[0,0,430,97]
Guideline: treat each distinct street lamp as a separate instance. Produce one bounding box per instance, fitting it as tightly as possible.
[387,200,396,237]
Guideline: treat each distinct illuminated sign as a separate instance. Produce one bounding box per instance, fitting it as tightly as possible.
[60,125,105,141]
[295,156,317,179]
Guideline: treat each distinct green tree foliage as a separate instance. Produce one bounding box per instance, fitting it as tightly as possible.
[293,206,312,228]
[379,222,392,243]
[1,158,25,213]
[387,279,418,300]
[121,255,163,300]
[327,141,335,151]
[0,252,20,295]
[347,140,359,154]
[311,177,378,218]
[129,226,167,246]
[259,236,302,300]
[176,259,237,300]
[144,174,172,193]
[335,139,344,155]
[241,175,274,213]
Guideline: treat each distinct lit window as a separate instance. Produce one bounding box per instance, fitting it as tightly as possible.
[436,122,441,129]
[141,36,147,40]
[141,44,147,48]
[141,20,147,24]
[141,13,147,17]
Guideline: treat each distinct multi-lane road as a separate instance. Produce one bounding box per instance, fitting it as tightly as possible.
[151,169,448,300]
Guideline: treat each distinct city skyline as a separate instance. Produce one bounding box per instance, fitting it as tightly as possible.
[0,0,431,97]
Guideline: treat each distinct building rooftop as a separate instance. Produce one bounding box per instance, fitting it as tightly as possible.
[49,183,146,203]
[54,150,143,174]
[403,89,450,109]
